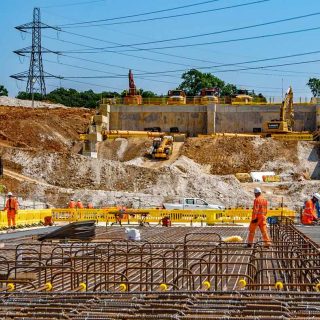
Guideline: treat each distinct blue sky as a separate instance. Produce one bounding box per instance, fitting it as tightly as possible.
[1,0,320,100]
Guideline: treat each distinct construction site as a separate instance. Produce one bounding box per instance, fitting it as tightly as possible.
[0,81,319,318]
[1,1,320,319]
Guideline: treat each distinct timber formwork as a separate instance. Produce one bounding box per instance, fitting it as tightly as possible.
[0,221,318,319]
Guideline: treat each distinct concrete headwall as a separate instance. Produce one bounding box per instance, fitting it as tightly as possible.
[109,105,208,135]
[106,104,317,135]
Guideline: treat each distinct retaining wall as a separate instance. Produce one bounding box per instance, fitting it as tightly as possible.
[105,104,317,135]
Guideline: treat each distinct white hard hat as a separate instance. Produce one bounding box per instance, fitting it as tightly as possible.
[254,187,262,194]
[313,193,320,201]
[77,199,81,202]
[7,192,12,196]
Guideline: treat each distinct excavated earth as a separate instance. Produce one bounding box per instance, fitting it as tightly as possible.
[0,104,320,210]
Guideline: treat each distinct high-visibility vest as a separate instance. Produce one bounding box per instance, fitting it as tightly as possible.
[303,199,316,219]
[76,201,84,209]
[69,201,76,209]
[252,195,267,219]
[5,198,19,212]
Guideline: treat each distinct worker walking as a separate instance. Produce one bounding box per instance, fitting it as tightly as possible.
[68,199,76,209]
[76,199,84,209]
[4,192,19,229]
[301,193,320,225]
[246,187,271,248]
[315,195,320,219]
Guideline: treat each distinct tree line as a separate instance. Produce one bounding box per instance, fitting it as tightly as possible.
[1,70,320,108]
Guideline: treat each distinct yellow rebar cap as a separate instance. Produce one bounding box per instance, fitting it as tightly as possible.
[202,281,211,290]
[7,283,15,292]
[238,279,247,288]
[159,283,168,291]
[275,281,283,290]
[119,283,127,292]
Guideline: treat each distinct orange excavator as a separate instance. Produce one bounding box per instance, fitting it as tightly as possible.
[123,69,142,105]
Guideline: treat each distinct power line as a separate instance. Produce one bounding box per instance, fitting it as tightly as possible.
[41,0,108,9]
[60,0,270,28]
[42,33,320,79]
[58,57,320,78]
[77,12,320,50]
[57,29,223,65]
[211,58,320,74]
[37,2,318,83]
[136,50,320,75]
[55,49,320,77]
[56,28,320,77]
[44,59,179,85]
[28,12,320,82]
[68,25,320,52]
[59,0,224,26]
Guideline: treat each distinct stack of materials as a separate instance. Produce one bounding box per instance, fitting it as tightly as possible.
[38,220,96,241]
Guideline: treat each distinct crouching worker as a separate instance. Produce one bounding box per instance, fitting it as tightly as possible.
[301,193,320,225]
[246,187,271,248]
[4,192,19,229]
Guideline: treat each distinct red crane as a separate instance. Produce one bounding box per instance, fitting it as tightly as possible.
[124,69,142,105]
[128,69,137,96]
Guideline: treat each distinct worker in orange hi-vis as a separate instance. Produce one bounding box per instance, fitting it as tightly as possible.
[87,202,94,209]
[301,193,320,225]
[68,198,76,209]
[76,199,84,209]
[246,187,271,248]
[4,192,19,229]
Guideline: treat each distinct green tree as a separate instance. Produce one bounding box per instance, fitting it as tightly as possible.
[220,83,237,97]
[101,91,120,98]
[178,69,225,96]
[140,90,158,98]
[253,93,267,103]
[307,78,320,97]
[16,91,43,101]
[0,85,8,97]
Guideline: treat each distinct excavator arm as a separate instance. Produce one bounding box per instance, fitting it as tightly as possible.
[263,86,294,134]
[280,86,294,130]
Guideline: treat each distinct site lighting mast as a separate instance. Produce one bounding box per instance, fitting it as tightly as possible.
[11,7,61,96]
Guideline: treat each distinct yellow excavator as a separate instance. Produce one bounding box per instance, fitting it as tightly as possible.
[263,86,294,135]
[150,136,173,160]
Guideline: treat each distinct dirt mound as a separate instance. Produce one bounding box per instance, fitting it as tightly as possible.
[98,138,150,161]
[0,106,93,152]
[181,137,300,175]
[0,96,68,109]
[0,147,250,208]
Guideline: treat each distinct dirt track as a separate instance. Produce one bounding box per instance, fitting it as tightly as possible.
[141,142,184,169]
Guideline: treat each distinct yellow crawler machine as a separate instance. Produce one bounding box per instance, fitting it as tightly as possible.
[263,86,294,134]
[197,88,219,105]
[262,87,313,140]
[151,136,173,160]
[167,90,186,105]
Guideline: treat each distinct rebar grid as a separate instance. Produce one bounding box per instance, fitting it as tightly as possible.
[0,223,318,318]
[1,291,320,319]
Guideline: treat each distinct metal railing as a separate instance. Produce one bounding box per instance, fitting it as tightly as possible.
[101,97,314,106]
[51,207,295,225]
[0,206,296,229]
